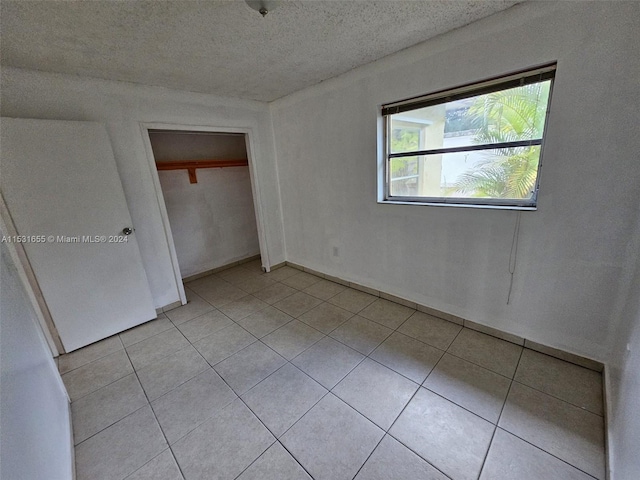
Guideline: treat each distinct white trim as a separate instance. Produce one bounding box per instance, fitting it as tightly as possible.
[138,123,187,306]
[139,122,270,296]
[603,364,613,480]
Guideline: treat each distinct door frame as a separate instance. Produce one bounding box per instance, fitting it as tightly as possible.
[139,122,271,305]
[0,192,65,356]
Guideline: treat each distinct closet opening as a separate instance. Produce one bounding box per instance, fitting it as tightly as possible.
[147,129,263,283]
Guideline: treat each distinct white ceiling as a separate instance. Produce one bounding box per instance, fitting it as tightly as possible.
[1,0,520,102]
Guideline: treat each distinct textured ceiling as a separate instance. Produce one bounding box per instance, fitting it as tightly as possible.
[1,0,520,102]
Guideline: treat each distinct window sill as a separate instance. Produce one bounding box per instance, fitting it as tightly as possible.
[378,199,537,211]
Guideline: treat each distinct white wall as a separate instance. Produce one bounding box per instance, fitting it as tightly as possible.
[0,240,73,480]
[0,68,285,308]
[149,131,247,161]
[607,201,640,479]
[271,1,640,362]
[158,167,260,278]
[608,270,640,479]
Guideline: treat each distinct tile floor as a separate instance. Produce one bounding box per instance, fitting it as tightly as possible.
[60,260,606,480]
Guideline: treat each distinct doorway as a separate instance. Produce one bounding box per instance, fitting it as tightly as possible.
[146,128,263,282]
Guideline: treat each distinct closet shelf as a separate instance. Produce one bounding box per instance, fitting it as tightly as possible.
[156,159,248,183]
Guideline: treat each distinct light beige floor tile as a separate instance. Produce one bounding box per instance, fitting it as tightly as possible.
[237,306,294,338]
[264,266,300,282]
[354,435,448,480]
[62,349,133,401]
[242,363,327,437]
[237,442,312,480]
[176,309,232,343]
[333,359,418,430]
[197,281,247,308]
[273,291,323,318]
[219,295,269,321]
[397,311,462,350]
[58,335,123,374]
[292,336,365,389]
[281,271,323,290]
[151,369,237,444]
[261,320,325,360]
[358,299,415,329]
[136,346,209,401]
[298,302,354,334]
[389,388,494,480]
[515,349,603,415]
[214,341,287,395]
[281,394,384,480]
[370,332,443,384]
[253,282,297,305]
[120,316,174,347]
[126,328,190,371]
[448,328,523,378]
[72,374,147,444]
[165,291,214,325]
[235,275,276,294]
[125,449,184,480]
[193,323,257,365]
[480,429,594,480]
[328,289,377,314]
[302,279,346,300]
[423,353,511,423]
[219,266,261,285]
[185,274,228,295]
[499,382,605,479]
[329,316,393,355]
[172,399,275,480]
[75,406,167,480]
[240,258,264,274]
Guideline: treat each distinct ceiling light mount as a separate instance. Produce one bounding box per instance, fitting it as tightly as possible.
[245,0,278,17]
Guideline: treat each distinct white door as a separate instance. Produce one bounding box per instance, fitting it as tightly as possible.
[1,118,156,352]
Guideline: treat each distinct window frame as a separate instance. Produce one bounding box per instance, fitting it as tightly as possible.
[381,64,556,210]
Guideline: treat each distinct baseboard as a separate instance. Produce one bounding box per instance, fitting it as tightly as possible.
[285,261,604,372]
[182,253,262,283]
[160,300,182,313]
[268,261,287,272]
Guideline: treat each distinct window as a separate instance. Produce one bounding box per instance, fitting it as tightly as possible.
[382,64,555,208]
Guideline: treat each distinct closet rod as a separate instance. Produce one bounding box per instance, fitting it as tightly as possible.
[156,159,248,183]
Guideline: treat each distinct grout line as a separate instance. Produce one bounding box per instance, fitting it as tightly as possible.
[348,433,388,480]
[122,447,179,480]
[72,400,149,448]
[64,354,135,403]
[509,378,604,418]
[273,439,318,480]
[476,347,526,479]
[180,331,319,480]
[58,338,125,376]
[492,426,601,480]
[382,385,454,480]
[119,320,175,349]
[120,341,191,480]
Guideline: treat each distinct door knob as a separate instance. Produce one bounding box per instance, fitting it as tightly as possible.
[122,227,133,235]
